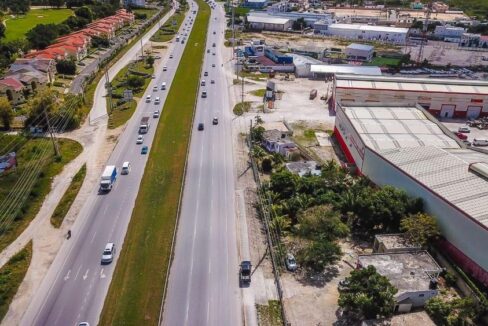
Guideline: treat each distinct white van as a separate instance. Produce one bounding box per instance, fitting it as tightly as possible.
[161,82,166,90]
[146,95,151,103]
[121,161,131,175]
[101,243,115,264]
[473,138,488,146]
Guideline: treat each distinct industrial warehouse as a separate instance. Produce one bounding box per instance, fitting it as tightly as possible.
[334,104,488,286]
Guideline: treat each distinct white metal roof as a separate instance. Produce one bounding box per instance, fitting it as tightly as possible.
[343,105,460,151]
[379,146,488,226]
[247,15,291,25]
[288,53,322,66]
[310,64,382,75]
[329,23,409,34]
[335,74,488,95]
[346,43,374,51]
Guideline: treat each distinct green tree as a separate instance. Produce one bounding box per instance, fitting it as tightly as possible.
[269,170,298,200]
[292,17,306,31]
[250,125,265,143]
[25,89,59,128]
[426,297,481,326]
[261,156,273,173]
[56,23,72,36]
[0,97,13,130]
[49,0,64,8]
[75,6,93,22]
[127,75,144,90]
[338,265,398,320]
[56,59,77,75]
[26,24,60,49]
[0,23,5,39]
[297,205,349,241]
[146,55,155,67]
[400,213,440,247]
[298,239,342,272]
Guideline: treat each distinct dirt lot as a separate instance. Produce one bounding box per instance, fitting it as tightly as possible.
[406,41,488,67]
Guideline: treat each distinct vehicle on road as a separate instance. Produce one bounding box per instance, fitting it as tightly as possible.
[212,64,215,67]
[212,52,215,55]
[99,165,117,192]
[201,91,207,98]
[169,54,173,59]
[139,116,150,134]
[101,243,115,264]
[207,49,210,53]
[201,80,206,86]
[153,110,160,118]
[239,261,252,285]
[153,85,158,91]
[212,42,216,47]
[121,161,131,175]
[213,31,216,34]
[212,117,218,125]
[198,123,204,130]
[78,323,89,326]
[141,145,149,154]
[454,132,468,140]
[204,71,208,76]
[176,36,180,42]
[473,138,488,146]
[161,82,166,90]
[145,95,151,103]
[211,80,215,84]
[285,253,297,271]
[163,66,168,71]
[136,135,144,144]
[458,126,471,133]
[155,97,160,104]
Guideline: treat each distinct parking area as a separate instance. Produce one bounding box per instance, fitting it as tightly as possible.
[441,119,488,145]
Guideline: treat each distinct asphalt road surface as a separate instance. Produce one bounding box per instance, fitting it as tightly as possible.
[20,5,196,326]
[162,3,242,326]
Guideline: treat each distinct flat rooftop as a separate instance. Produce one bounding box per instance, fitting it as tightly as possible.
[247,15,291,25]
[358,251,441,293]
[375,234,421,250]
[329,23,409,34]
[379,146,488,227]
[311,64,381,76]
[335,74,488,95]
[342,105,460,151]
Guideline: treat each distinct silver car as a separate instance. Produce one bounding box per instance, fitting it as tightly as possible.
[285,253,297,271]
[101,243,115,264]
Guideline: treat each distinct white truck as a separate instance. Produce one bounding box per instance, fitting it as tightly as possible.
[139,116,150,134]
[100,165,117,192]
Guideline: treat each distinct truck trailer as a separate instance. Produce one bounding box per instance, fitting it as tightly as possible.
[139,117,150,134]
[100,165,117,192]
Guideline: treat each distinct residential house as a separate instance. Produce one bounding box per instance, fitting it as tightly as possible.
[285,161,321,176]
[7,58,56,89]
[262,129,297,157]
[0,77,26,104]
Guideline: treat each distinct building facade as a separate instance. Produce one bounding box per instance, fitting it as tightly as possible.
[345,43,374,61]
[326,23,409,44]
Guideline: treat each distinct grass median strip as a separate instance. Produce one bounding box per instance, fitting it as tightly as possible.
[99,0,210,324]
[0,241,32,322]
[50,164,87,228]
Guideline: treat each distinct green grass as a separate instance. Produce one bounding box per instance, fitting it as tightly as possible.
[366,56,401,67]
[0,137,82,252]
[4,9,73,42]
[150,11,186,43]
[0,241,32,322]
[133,8,159,20]
[99,1,210,324]
[50,164,86,228]
[256,300,283,326]
[108,100,137,129]
[233,101,251,116]
[250,88,266,97]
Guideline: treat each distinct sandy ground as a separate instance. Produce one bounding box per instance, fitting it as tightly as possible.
[405,41,488,67]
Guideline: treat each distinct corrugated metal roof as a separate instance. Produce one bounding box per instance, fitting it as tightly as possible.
[346,43,375,51]
[336,74,488,95]
[343,105,460,151]
[310,64,382,75]
[380,146,488,226]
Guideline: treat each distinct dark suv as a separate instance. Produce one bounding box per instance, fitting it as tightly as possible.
[198,123,204,131]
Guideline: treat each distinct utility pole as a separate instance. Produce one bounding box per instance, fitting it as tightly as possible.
[43,107,59,156]
[105,69,113,114]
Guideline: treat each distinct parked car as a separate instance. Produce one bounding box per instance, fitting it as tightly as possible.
[454,132,468,140]
[458,126,471,133]
[136,135,144,144]
[141,145,149,154]
[285,253,297,271]
[473,138,488,146]
[239,260,252,285]
[101,243,115,264]
[169,54,173,59]
[212,64,215,67]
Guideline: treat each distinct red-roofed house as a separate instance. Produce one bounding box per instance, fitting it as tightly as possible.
[0,77,26,104]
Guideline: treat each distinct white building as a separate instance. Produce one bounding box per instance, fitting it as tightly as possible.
[345,43,374,61]
[332,74,488,119]
[434,24,466,41]
[246,15,292,32]
[310,65,382,79]
[287,53,323,77]
[358,252,441,312]
[334,104,488,287]
[326,24,409,44]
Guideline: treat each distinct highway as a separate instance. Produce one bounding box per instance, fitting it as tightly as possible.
[20,4,196,326]
[162,3,242,326]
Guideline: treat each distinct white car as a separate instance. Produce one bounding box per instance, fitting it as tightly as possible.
[458,126,471,133]
[101,243,115,264]
[121,161,131,175]
[163,66,167,71]
[153,110,160,118]
[136,135,144,144]
[145,95,151,103]
[155,97,160,104]
[153,85,158,91]
[161,82,166,90]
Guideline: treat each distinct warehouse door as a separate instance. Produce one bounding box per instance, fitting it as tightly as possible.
[467,106,482,119]
[440,104,455,118]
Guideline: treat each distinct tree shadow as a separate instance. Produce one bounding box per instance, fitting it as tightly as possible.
[295,265,340,288]
[332,308,360,326]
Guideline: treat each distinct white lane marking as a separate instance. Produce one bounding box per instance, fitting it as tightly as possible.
[63,270,71,281]
[100,268,106,279]
[90,230,98,244]
[74,265,82,280]
[83,269,89,281]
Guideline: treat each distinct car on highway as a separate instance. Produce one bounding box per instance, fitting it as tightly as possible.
[211,80,215,84]
[212,42,216,47]
[153,85,158,91]
[198,123,204,131]
[163,66,167,71]
[145,95,151,103]
[458,126,471,133]
[78,323,89,326]
[141,145,149,154]
[207,49,210,53]
[213,31,216,34]
[121,161,131,175]
[212,52,216,55]
[169,54,173,59]
[285,253,297,271]
[155,97,160,104]
[136,135,144,144]
[181,40,185,44]
[153,110,160,118]
[201,91,207,98]
[201,79,206,86]
[453,131,468,140]
[161,82,166,90]
[101,243,115,264]
[204,71,208,76]
[212,64,215,67]
[212,117,218,125]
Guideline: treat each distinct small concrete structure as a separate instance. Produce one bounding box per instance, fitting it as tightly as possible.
[373,234,422,253]
[285,161,321,176]
[345,43,374,61]
[358,251,442,312]
[262,129,296,156]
